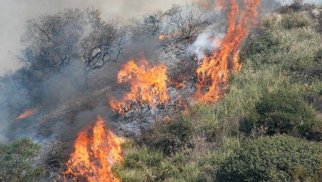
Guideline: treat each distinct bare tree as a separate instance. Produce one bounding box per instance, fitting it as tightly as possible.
[79,10,127,71]
[22,10,86,72]
[162,5,213,42]
[130,12,163,38]
[22,9,126,76]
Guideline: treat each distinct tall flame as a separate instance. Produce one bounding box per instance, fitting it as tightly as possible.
[196,0,260,102]
[64,116,124,182]
[110,58,169,114]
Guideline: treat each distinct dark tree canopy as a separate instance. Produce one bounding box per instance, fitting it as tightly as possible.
[22,9,125,76]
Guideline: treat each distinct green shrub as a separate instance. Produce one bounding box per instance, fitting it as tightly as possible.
[315,49,322,62]
[115,146,203,182]
[303,89,322,111]
[217,136,322,182]
[318,15,322,33]
[123,147,163,169]
[284,46,322,81]
[115,138,242,182]
[278,1,310,14]
[241,30,281,65]
[114,146,164,181]
[141,116,194,155]
[241,90,322,140]
[242,13,322,82]
[308,49,322,81]
[281,13,310,29]
[0,139,44,181]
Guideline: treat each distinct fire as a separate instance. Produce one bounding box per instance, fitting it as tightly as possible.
[158,32,180,41]
[232,50,242,73]
[197,0,211,9]
[196,0,260,102]
[16,108,38,120]
[109,58,169,114]
[64,116,124,182]
[159,34,167,40]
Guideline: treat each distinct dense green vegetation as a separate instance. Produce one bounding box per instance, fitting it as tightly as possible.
[241,90,322,140]
[115,4,322,182]
[218,136,322,182]
[141,116,195,155]
[0,139,43,181]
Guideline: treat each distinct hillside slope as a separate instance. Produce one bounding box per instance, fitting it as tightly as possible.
[115,4,322,182]
[0,2,322,182]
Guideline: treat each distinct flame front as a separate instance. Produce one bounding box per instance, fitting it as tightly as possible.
[16,108,38,120]
[64,116,124,182]
[196,0,260,102]
[110,58,169,114]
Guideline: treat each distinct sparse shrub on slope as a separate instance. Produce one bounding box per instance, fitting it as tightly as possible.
[141,116,194,155]
[318,14,322,33]
[284,42,322,82]
[115,136,241,182]
[243,13,322,82]
[114,145,204,182]
[307,49,322,80]
[0,139,43,182]
[241,30,281,66]
[281,13,311,29]
[304,88,322,112]
[217,136,322,182]
[241,90,322,140]
[278,0,317,14]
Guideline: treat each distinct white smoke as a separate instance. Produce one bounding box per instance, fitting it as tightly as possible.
[0,76,31,142]
[277,0,322,5]
[188,24,224,60]
[189,0,322,60]
[0,0,193,76]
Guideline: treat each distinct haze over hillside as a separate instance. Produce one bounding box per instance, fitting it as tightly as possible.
[0,0,191,75]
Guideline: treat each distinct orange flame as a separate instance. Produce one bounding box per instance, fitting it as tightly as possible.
[64,116,124,182]
[158,32,180,41]
[159,34,167,40]
[110,58,169,114]
[196,0,260,102]
[16,108,38,120]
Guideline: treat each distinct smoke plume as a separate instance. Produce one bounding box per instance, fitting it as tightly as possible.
[0,0,192,76]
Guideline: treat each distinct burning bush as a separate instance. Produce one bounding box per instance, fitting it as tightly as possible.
[196,0,260,103]
[109,58,169,114]
[64,116,124,182]
[108,2,322,182]
[3,0,322,181]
